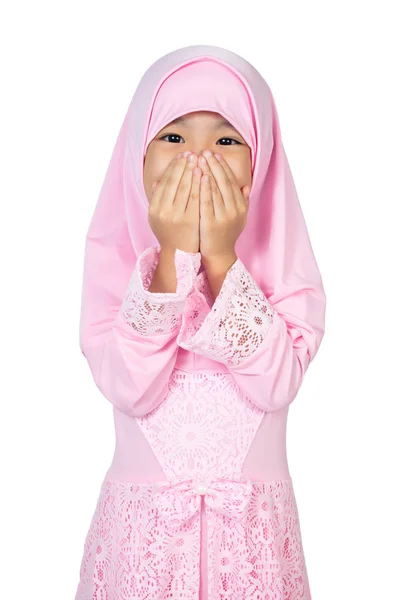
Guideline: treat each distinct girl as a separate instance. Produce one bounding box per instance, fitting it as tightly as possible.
[75,44,326,599]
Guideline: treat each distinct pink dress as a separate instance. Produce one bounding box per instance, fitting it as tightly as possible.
[74,245,313,600]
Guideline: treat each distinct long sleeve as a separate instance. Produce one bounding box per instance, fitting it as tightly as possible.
[119,246,202,335]
[176,257,319,413]
[82,246,201,418]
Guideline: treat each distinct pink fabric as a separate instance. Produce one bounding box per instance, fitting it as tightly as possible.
[76,245,312,598]
[75,44,326,599]
[76,477,311,599]
[79,44,326,411]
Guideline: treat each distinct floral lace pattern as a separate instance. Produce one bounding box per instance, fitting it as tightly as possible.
[119,246,201,336]
[177,257,277,365]
[75,477,311,600]
[76,249,312,599]
[135,368,265,481]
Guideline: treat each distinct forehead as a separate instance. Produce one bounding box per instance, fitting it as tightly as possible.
[163,111,238,132]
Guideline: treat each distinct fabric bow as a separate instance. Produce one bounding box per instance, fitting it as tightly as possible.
[152,477,254,531]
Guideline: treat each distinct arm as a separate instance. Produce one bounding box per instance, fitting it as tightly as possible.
[81,246,201,417]
[177,256,323,413]
[119,246,200,335]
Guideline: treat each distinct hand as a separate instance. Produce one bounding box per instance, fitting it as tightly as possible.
[197,151,251,262]
[149,153,201,254]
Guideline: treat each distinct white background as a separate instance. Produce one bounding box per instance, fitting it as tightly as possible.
[1,1,399,598]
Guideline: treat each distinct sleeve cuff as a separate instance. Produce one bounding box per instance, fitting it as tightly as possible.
[118,246,201,336]
[177,257,276,365]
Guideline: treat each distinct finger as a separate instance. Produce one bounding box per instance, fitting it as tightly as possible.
[241,185,251,205]
[198,156,224,216]
[150,153,187,211]
[200,173,215,219]
[174,154,198,214]
[150,154,182,208]
[198,155,211,176]
[150,154,180,206]
[208,171,225,220]
[163,153,197,211]
[214,152,250,209]
[185,165,201,220]
[213,153,237,185]
[203,152,236,212]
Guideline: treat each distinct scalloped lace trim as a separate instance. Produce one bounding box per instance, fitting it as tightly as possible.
[119,246,201,336]
[178,258,276,365]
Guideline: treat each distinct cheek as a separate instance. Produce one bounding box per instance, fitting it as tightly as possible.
[143,153,174,201]
[227,157,252,187]
[143,153,170,184]
[143,158,156,190]
[142,157,157,201]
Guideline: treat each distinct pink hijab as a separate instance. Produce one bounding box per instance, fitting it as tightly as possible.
[79,44,326,366]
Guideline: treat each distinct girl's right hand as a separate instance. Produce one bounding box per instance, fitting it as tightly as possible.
[148,153,201,254]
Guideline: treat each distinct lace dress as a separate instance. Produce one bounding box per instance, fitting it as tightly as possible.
[74,246,312,600]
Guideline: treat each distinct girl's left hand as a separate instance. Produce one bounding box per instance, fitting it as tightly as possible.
[198,151,251,262]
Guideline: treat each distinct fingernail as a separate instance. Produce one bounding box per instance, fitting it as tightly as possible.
[203,150,212,157]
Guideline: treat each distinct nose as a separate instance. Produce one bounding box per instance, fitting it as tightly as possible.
[182,148,211,158]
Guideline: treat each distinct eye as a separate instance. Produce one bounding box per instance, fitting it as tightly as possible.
[216,138,241,146]
[159,134,184,143]
[159,134,242,145]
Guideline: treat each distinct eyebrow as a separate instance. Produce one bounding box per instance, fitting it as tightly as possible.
[165,116,238,132]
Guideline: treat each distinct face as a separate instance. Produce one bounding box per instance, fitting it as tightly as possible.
[142,110,252,202]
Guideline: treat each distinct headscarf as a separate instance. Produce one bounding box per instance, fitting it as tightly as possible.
[79,44,326,367]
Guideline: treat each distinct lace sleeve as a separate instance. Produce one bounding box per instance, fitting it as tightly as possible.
[119,246,201,336]
[177,257,276,365]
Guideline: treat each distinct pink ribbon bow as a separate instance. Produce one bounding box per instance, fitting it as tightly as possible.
[152,477,254,531]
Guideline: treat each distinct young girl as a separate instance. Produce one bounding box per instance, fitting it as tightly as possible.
[75,44,326,600]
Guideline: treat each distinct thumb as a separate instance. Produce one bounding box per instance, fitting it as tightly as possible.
[242,185,251,203]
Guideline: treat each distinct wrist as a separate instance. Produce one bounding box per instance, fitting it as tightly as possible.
[201,252,238,272]
[158,246,176,260]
